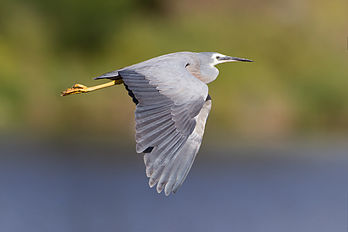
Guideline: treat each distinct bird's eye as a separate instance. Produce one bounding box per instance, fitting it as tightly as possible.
[216,56,220,60]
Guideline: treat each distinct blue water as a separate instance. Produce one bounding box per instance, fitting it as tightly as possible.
[0,140,347,232]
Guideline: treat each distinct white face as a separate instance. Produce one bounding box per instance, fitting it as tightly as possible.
[206,52,253,66]
[208,52,253,66]
[211,53,231,65]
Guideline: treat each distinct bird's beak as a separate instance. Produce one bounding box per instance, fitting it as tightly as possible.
[218,56,253,62]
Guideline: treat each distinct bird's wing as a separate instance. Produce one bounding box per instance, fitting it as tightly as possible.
[159,98,211,195]
[118,61,210,195]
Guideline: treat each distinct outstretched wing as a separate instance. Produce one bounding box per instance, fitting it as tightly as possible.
[118,58,210,195]
[156,98,211,195]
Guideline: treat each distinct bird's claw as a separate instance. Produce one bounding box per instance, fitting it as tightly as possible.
[61,84,89,96]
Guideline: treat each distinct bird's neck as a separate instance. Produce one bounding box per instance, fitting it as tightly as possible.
[198,65,219,84]
[186,60,219,84]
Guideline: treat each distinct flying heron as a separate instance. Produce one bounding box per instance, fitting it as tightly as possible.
[61,51,253,196]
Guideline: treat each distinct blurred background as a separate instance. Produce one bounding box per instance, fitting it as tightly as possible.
[0,0,347,231]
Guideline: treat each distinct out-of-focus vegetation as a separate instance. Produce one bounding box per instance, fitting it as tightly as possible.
[0,0,347,141]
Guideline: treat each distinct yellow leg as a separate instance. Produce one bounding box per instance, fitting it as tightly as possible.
[61,79,123,96]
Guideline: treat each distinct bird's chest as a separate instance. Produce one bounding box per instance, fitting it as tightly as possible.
[186,64,205,82]
[186,64,218,84]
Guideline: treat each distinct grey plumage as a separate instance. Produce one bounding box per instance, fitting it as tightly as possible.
[95,51,252,196]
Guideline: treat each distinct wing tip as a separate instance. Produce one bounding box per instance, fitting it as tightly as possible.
[164,189,171,196]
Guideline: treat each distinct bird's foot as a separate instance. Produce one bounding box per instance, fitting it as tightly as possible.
[61,84,89,96]
[61,80,121,96]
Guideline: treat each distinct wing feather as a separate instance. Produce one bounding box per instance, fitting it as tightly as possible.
[114,53,211,195]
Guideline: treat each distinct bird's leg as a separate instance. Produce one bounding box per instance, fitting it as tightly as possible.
[61,79,123,96]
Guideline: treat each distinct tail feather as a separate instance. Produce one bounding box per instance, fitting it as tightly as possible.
[94,70,120,80]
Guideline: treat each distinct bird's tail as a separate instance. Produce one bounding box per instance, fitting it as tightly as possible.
[94,70,120,80]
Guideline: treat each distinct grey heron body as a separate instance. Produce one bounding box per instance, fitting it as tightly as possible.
[62,51,253,196]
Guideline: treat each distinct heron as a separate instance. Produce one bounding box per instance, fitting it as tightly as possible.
[61,51,253,196]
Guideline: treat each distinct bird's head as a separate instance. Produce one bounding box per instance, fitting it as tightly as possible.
[199,52,253,66]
